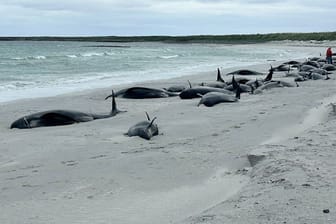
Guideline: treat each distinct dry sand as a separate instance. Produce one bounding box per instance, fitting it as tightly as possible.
[1,62,336,224]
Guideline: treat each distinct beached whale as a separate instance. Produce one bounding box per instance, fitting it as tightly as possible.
[310,73,325,80]
[322,64,336,71]
[303,61,320,68]
[300,64,316,72]
[200,81,227,89]
[199,68,227,88]
[126,112,158,140]
[197,86,241,107]
[283,60,301,65]
[225,76,252,93]
[179,86,233,99]
[10,90,124,129]
[226,69,264,76]
[246,78,264,89]
[273,64,290,72]
[164,85,187,93]
[252,81,285,94]
[311,68,329,76]
[225,77,251,85]
[225,84,251,93]
[107,87,178,99]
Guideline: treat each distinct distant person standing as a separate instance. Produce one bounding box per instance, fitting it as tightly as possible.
[326,47,333,64]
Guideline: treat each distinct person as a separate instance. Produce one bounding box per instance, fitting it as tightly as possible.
[326,47,333,64]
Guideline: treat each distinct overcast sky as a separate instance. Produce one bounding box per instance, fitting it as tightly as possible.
[0,0,334,36]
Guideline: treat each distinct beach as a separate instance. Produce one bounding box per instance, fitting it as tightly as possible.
[1,60,336,224]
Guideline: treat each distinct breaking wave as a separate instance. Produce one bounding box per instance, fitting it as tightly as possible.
[11,55,47,60]
[159,55,179,59]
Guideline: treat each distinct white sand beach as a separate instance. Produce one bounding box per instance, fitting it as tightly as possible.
[1,62,336,224]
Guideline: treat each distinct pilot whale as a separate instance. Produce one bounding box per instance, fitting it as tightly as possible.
[10,90,124,129]
[126,112,158,140]
[106,87,178,99]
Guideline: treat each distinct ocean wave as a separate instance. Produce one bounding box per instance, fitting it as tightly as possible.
[80,52,115,57]
[12,57,25,60]
[9,51,115,61]
[0,81,36,90]
[66,54,78,58]
[159,55,179,59]
[30,56,46,60]
[81,52,105,57]
[104,52,115,56]
[11,55,47,60]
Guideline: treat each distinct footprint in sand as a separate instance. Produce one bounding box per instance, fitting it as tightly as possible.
[89,155,107,159]
[6,175,29,180]
[61,160,78,166]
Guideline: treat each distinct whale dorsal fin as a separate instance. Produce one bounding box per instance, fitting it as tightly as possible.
[145,112,150,121]
[264,65,273,82]
[188,80,192,88]
[147,117,157,128]
[232,76,239,90]
[217,68,225,83]
[111,90,117,113]
[110,89,126,115]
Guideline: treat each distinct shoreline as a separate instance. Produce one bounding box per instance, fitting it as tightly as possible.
[1,60,336,223]
[0,62,261,105]
[0,41,329,104]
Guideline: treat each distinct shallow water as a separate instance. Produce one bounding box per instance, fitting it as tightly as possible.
[0,41,325,102]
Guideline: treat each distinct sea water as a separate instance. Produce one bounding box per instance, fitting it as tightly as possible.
[0,41,325,103]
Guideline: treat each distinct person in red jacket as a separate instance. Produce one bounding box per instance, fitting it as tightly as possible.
[326,47,333,64]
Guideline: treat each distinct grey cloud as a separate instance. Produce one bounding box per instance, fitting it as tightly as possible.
[0,0,334,36]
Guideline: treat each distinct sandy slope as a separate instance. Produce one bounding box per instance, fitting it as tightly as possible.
[1,62,336,224]
[184,92,336,224]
